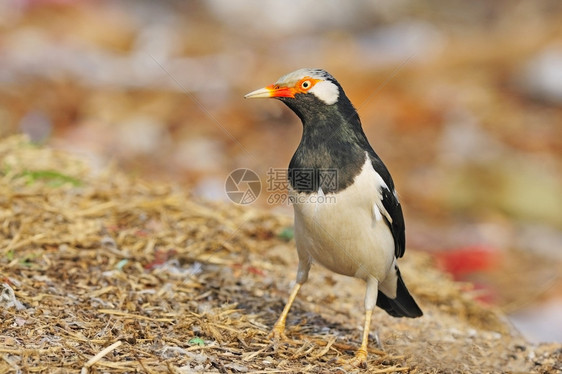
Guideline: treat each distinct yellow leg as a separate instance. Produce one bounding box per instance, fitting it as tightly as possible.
[269,283,302,340]
[339,308,373,368]
[354,308,373,366]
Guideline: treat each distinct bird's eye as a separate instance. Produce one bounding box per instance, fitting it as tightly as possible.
[300,80,312,90]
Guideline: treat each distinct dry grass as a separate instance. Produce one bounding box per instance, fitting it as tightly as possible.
[0,135,560,373]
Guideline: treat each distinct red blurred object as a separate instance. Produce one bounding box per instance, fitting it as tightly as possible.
[433,245,502,279]
[433,245,503,304]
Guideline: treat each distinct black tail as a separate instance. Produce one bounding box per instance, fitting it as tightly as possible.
[376,268,423,318]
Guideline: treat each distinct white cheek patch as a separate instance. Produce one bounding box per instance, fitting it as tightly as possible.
[309,80,339,105]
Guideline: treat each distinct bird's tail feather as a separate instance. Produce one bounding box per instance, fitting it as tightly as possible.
[376,268,423,318]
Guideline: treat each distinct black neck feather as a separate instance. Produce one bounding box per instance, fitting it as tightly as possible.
[282,92,375,194]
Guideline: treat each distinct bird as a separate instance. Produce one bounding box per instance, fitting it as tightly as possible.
[245,68,422,367]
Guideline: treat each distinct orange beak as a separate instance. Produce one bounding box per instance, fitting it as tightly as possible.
[244,84,296,99]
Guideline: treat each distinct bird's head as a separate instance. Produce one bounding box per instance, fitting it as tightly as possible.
[245,68,360,130]
[245,68,343,107]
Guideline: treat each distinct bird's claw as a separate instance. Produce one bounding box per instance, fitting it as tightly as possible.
[268,323,288,341]
[350,349,369,369]
[337,348,368,369]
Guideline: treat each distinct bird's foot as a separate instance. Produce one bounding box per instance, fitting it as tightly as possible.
[349,349,368,369]
[337,348,368,369]
[267,323,288,341]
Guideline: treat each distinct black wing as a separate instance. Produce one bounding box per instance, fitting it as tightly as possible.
[368,153,406,258]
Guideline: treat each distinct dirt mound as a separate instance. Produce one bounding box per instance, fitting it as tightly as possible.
[1,135,560,373]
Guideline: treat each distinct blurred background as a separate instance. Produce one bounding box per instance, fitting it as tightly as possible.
[1,0,561,342]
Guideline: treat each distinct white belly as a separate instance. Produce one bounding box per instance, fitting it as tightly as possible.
[291,157,396,282]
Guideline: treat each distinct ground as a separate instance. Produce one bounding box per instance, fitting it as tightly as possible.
[1,136,560,373]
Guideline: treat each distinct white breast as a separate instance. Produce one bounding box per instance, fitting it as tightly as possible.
[291,153,396,283]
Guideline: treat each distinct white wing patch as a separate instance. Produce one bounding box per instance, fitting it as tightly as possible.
[373,170,389,191]
[373,203,383,222]
[374,197,392,224]
[370,157,393,224]
[309,80,339,105]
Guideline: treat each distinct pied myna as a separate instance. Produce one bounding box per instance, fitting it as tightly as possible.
[245,68,422,367]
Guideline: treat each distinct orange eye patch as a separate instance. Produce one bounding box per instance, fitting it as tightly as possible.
[295,77,321,93]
